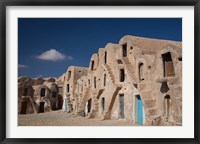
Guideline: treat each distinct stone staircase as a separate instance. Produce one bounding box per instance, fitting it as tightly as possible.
[85,64,117,119]
[101,86,122,120]
[79,86,91,112]
[28,96,37,113]
[99,64,122,120]
[88,88,105,118]
[88,98,99,118]
[138,83,159,121]
[104,64,115,83]
[121,57,137,84]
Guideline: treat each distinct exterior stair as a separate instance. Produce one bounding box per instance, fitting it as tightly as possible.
[138,83,152,91]
[79,86,91,112]
[140,90,154,99]
[139,83,159,121]
[88,88,104,118]
[121,57,137,84]
[88,98,99,118]
[104,64,115,83]
[101,85,122,120]
[88,62,121,119]
[100,64,123,120]
[28,96,37,113]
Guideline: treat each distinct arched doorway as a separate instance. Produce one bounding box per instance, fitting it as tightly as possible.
[40,88,46,97]
[119,94,125,119]
[39,102,45,113]
[139,63,144,81]
[122,43,127,57]
[162,52,175,77]
[20,102,27,114]
[135,95,143,124]
[87,99,92,113]
[101,97,105,112]
[52,101,57,110]
[164,95,172,121]
[23,88,28,96]
[58,95,63,109]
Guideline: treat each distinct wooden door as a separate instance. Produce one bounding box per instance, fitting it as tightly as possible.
[119,95,125,119]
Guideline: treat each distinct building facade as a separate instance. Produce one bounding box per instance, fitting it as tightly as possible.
[18,77,63,114]
[19,35,182,126]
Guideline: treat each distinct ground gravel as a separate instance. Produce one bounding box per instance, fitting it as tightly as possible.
[18,110,134,126]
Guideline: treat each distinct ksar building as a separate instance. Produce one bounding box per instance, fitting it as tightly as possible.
[18,35,182,126]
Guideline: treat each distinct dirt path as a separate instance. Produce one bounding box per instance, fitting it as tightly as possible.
[18,110,134,126]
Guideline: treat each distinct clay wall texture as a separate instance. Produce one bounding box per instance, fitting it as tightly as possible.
[18,35,182,126]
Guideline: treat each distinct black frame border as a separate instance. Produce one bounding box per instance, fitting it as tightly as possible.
[0,0,199,144]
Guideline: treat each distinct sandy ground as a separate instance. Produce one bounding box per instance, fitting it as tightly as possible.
[18,110,134,126]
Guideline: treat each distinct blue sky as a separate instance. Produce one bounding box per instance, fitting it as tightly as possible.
[18,18,182,78]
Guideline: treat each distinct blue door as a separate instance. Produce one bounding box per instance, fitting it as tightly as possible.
[119,95,125,119]
[137,96,143,124]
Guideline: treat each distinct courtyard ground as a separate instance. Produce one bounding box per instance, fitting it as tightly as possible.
[18,110,134,126]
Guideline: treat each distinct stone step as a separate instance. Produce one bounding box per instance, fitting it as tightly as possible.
[174,96,182,101]
[143,99,156,108]
[107,70,114,77]
[125,63,133,66]
[94,104,98,107]
[108,72,114,76]
[147,107,158,116]
[127,68,134,72]
[138,83,151,91]
[108,73,114,77]
[123,58,129,61]
[140,91,153,99]
[127,70,135,74]
[123,60,131,64]
[149,114,160,119]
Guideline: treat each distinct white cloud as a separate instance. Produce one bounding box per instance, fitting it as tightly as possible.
[36,49,71,61]
[18,64,28,68]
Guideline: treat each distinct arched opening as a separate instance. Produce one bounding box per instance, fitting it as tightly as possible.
[91,60,94,71]
[23,87,28,96]
[94,77,96,88]
[122,43,127,57]
[119,94,125,119]
[87,99,92,113]
[139,63,144,81]
[164,95,172,121]
[135,95,143,124]
[52,101,57,110]
[68,71,71,79]
[52,91,57,98]
[162,52,175,77]
[67,84,70,92]
[103,74,106,86]
[20,102,27,114]
[101,97,105,112]
[40,88,45,97]
[39,102,45,113]
[117,59,123,64]
[58,95,63,109]
[58,87,63,94]
[120,69,125,82]
[104,51,107,64]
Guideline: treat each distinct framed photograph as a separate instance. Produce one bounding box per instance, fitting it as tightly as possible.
[0,0,199,143]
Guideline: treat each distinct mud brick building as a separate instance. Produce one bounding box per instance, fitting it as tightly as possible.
[19,35,182,126]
